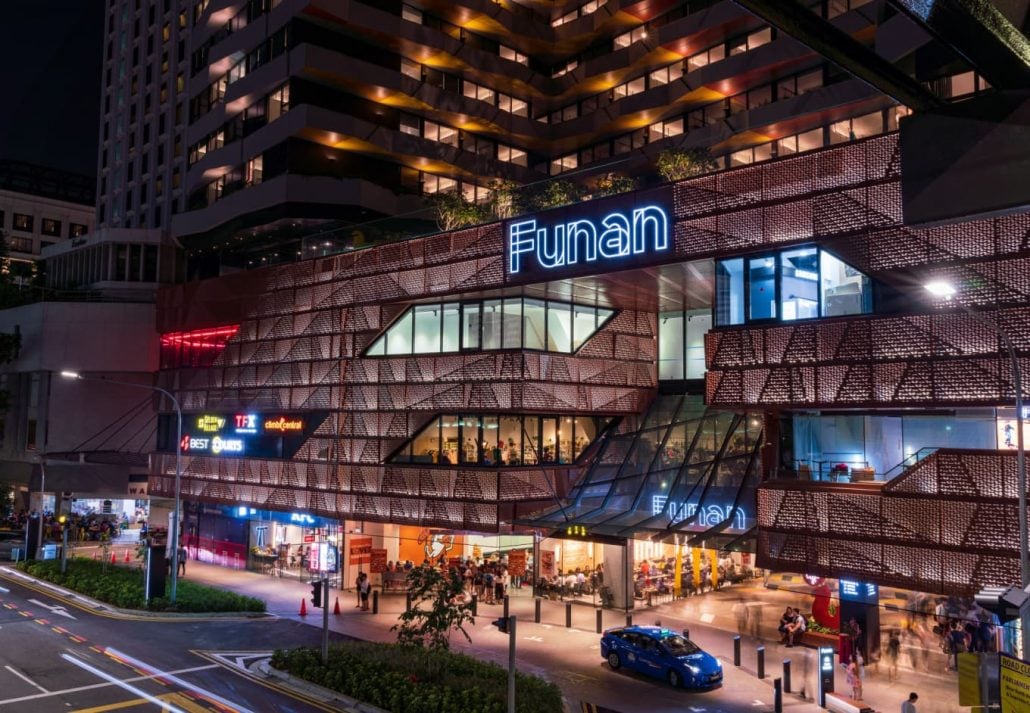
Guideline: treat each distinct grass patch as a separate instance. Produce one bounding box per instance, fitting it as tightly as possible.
[271,642,563,713]
[19,558,265,613]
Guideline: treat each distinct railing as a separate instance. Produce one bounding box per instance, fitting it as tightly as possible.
[880,447,938,482]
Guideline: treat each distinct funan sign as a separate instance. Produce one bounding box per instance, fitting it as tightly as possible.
[508,204,670,276]
[651,495,747,531]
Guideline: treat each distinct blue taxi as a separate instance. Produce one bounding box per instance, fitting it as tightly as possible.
[600,626,723,689]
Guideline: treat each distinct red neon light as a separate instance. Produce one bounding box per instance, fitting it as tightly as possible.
[160,325,240,348]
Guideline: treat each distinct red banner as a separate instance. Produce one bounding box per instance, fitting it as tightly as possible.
[508,550,527,576]
[349,536,372,565]
[540,549,555,578]
[370,548,388,574]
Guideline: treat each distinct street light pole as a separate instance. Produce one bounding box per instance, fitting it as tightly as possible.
[35,454,46,559]
[924,283,1030,656]
[60,370,183,604]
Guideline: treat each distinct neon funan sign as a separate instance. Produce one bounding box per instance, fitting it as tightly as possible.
[508,204,670,275]
[651,495,747,530]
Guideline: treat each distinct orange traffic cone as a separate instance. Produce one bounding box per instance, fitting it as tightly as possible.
[124,549,131,563]
[110,552,116,565]
[333,597,340,615]
[299,598,308,616]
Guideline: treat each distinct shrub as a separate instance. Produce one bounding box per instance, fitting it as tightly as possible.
[655,147,718,182]
[272,642,563,713]
[18,558,265,613]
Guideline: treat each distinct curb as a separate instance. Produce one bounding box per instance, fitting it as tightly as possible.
[255,660,389,713]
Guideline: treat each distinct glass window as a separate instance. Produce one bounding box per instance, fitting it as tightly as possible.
[502,298,522,348]
[412,304,441,353]
[440,415,459,464]
[523,299,546,350]
[410,416,440,463]
[499,416,522,465]
[821,250,870,317]
[546,301,572,352]
[462,303,480,350]
[441,303,460,351]
[716,258,745,326]
[482,300,503,350]
[685,310,712,379]
[573,305,597,351]
[748,256,777,321]
[522,416,540,464]
[387,310,413,353]
[481,415,500,464]
[659,312,685,380]
[780,247,819,321]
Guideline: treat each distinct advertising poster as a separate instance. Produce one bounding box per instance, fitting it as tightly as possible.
[369,548,388,574]
[1001,654,1030,712]
[349,536,372,565]
[958,653,981,707]
[508,550,527,576]
[540,549,556,578]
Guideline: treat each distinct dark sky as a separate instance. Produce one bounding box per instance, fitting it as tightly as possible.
[0,0,104,178]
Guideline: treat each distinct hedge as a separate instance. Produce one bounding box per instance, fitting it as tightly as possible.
[271,642,563,713]
[19,558,265,613]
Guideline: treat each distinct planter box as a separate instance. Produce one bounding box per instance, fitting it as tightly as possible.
[800,631,838,651]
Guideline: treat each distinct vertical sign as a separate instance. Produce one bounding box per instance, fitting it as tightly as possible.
[1001,654,1030,712]
[507,550,527,576]
[349,536,372,565]
[539,549,556,578]
[369,548,388,574]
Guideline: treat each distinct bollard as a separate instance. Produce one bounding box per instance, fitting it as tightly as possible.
[565,601,572,628]
[405,592,412,613]
[534,597,541,623]
[757,646,766,679]
[682,628,690,640]
[596,609,603,634]
[471,593,478,617]
[782,659,791,693]
[774,677,782,713]
[503,594,509,620]
[372,590,379,615]
[625,613,633,627]
[654,619,662,627]
[733,636,741,666]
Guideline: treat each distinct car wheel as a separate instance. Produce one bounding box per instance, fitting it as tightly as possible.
[668,669,683,688]
[607,652,622,669]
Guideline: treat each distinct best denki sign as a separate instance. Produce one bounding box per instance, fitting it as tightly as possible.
[505,189,673,280]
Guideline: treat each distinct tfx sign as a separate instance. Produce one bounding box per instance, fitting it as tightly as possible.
[508,204,670,276]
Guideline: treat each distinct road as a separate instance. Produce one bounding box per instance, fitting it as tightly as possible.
[0,572,334,712]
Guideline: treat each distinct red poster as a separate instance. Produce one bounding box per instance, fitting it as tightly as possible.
[349,536,372,565]
[370,548,388,574]
[540,549,555,578]
[508,550,527,576]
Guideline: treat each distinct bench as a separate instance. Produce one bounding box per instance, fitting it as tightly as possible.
[825,693,873,713]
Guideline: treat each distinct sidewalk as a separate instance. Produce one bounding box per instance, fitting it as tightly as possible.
[155,556,961,713]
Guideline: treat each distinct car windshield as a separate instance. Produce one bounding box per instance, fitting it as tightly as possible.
[660,633,701,656]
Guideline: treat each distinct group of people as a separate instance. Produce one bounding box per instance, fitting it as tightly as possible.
[536,566,603,599]
[2,510,132,542]
[932,597,998,670]
[776,606,809,647]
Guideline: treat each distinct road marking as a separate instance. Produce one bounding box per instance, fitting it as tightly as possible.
[105,647,257,713]
[4,665,47,693]
[752,700,764,706]
[61,653,189,713]
[27,599,76,619]
[0,663,217,707]
[523,636,544,642]
[0,585,8,592]
[204,651,272,671]
[73,692,209,713]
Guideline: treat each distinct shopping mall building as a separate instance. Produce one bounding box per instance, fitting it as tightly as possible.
[151,128,1030,608]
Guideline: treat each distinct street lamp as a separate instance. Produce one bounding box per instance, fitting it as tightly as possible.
[60,370,183,604]
[923,281,1030,656]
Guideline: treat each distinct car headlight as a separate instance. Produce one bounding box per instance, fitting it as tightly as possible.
[686,664,701,675]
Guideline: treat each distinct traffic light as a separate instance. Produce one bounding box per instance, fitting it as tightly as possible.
[492,617,509,634]
[310,580,323,608]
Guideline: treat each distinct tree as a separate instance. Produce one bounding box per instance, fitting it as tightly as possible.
[431,192,487,232]
[392,564,475,653]
[592,172,636,197]
[487,179,523,220]
[530,178,581,211]
[656,147,719,182]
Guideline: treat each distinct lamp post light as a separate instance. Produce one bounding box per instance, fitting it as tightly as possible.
[924,281,1030,656]
[60,370,183,604]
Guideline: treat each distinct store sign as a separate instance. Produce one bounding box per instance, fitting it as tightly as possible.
[196,415,225,432]
[234,413,259,434]
[508,203,670,276]
[290,513,315,525]
[651,495,747,531]
[264,416,304,432]
[350,536,372,565]
[1001,654,1030,712]
[370,548,388,574]
[180,434,245,455]
[839,579,878,602]
[308,542,339,573]
[166,411,327,459]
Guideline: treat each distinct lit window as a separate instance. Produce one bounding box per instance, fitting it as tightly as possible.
[245,156,263,186]
[12,214,33,232]
[497,144,527,166]
[499,44,528,66]
[401,4,422,23]
[549,153,578,175]
[613,25,647,49]
[400,58,421,80]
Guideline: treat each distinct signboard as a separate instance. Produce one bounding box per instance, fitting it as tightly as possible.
[817,646,835,708]
[349,536,372,565]
[307,542,339,573]
[958,653,982,707]
[839,580,879,604]
[369,548,388,574]
[540,549,556,578]
[651,495,748,531]
[1001,654,1030,712]
[505,188,672,282]
[508,550,527,576]
[158,411,328,459]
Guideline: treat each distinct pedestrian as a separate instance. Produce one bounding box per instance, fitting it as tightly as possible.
[355,570,363,608]
[885,629,900,681]
[846,659,862,700]
[359,573,371,611]
[177,545,187,576]
[732,599,748,635]
[798,646,812,701]
[902,692,918,713]
[778,607,794,644]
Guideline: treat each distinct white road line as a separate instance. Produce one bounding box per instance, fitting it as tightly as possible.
[106,647,257,713]
[0,585,9,593]
[26,599,76,619]
[3,665,47,693]
[60,653,188,713]
[0,663,217,707]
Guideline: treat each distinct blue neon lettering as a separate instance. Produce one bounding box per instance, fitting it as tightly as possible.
[508,205,669,274]
[651,495,747,530]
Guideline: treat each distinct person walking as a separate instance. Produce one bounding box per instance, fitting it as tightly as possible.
[354,571,364,608]
[177,545,187,576]
[359,572,371,611]
[732,599,749,636]
[885,629,901,682]
[902,692,918,713]
[846,659,862,701]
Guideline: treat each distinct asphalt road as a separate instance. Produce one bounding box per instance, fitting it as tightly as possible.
[0,574,336,713]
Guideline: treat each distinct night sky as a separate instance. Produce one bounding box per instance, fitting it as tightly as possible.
[0,0,104,178]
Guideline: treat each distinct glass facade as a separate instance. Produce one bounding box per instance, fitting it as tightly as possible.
[392,413,613,466]
[366,299,615,356]
[658,309,711,380]
[715,247,871,326]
